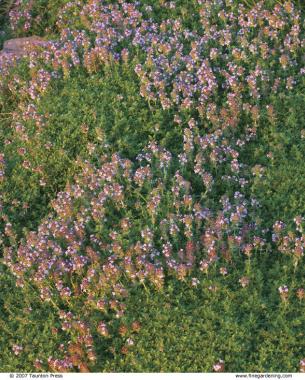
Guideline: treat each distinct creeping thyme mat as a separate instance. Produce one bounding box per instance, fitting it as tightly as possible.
[0,0,304,373]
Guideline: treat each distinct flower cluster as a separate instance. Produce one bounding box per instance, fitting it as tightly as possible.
[4,140,268,370]
[12,344,23,356]
[272,218,305,267]
[213,359,225,372]
[278,285,289,302]
[1,0,304,372]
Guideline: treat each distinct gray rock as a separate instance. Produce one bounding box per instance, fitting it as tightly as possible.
[2,36,46,54]
[0,36,47,72]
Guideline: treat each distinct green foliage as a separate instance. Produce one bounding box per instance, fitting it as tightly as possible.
[0,62,179,237]
[103,256,305,372]
[1,247,304,372]
[0,4,12,48]
[0,0,305,374]
[0,0,14,18]
[0,266,62,372]
[247,86,305,227]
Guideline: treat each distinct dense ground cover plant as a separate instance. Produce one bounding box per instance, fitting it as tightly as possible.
[0,0,304,373]
[0,265,63,371]
[0,0,12,48]
[248,89,305,226]
[0,63,175,237]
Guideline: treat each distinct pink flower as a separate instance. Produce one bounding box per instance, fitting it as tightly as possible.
[12,344,23,356]
[239,276,250,288]
[213,359,225,372]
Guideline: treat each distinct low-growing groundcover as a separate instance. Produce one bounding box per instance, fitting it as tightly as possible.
[0,0,305,373]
